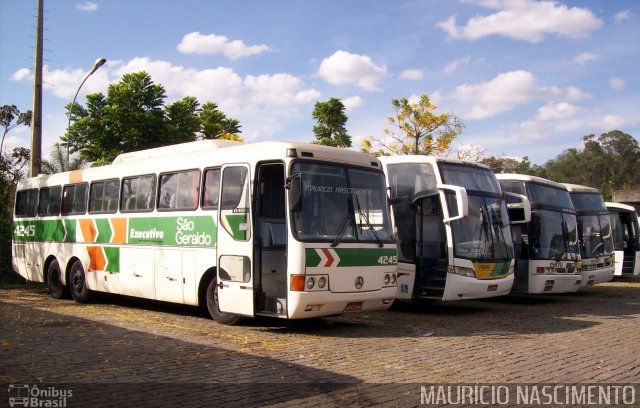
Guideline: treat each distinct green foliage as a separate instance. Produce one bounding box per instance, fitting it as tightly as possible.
[312,98,351,148]
[544,130,640,199]
[361,95,463,156]
[64,71,242,166]
[481,155,546,177]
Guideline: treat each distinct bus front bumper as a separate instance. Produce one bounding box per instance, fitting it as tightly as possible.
[579,267,615,288]
[441,273,514,301]
[287,286,396,319]
[528,273,581,294]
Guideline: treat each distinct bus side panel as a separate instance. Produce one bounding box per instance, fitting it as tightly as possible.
[119,247,155,299]
[395,262,415,301]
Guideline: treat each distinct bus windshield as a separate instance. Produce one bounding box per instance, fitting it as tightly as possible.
[530,210,579,261]
[578,214,614,258]
[438,163,501,194]
[290,162,394,243]
[447,194,514,261]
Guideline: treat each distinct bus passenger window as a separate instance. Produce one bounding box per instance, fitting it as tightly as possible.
[15,189,38,217]
[62,183,88,215]
[89,179,119,214]
[121,175,155,212]
[202,168,221,209]
[159,170,199,211]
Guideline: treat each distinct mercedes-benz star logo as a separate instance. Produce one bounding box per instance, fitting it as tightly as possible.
[355,276,364,289]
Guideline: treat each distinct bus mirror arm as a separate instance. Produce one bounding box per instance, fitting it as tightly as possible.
[503,192,532,224]
[437,184,468,223]
[285,173,303,212]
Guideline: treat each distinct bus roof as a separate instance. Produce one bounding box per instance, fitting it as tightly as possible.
[18,141,382,189]
[495,173,568,190]
[605,202,637,213]
[560,183,600,194]
[378,155,492,170]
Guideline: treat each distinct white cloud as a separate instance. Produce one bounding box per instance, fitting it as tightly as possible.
[400,69,423,81]
[436,0,603,43]
[343,96,364,112]
[443,56,471,74]
[11,68,31,81]
[317,50,387,91]
[613,10,632,23]
[447,70,589,120]
[177,32,271,59]
[586,114,640,130]
[536,102,579,121]
[574,52,597,65]
[76,2,98,12]
[609,77,625,91]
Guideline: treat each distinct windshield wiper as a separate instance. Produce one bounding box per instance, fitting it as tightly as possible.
[355,195,384,248]
[331,214,352,247]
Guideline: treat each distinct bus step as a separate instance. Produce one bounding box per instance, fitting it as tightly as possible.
[261,297,287,314]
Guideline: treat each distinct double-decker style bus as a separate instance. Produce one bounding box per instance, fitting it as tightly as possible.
[561,183,615,287]
[379,156,520,302]
[12,140,398,324]
[497,174,582,293]
[605,202,640,277]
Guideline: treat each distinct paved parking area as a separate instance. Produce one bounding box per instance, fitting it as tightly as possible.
[1,279,639,407]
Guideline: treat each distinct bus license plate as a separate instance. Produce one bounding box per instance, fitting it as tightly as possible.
[344,302,363,312]
[487,285,498,291]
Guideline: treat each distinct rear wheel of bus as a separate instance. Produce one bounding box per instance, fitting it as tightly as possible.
[69,260,92,303]
[206,277,241,325]
[47,259,69,299]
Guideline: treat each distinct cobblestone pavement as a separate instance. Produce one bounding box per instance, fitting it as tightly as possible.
[1,279,639,407]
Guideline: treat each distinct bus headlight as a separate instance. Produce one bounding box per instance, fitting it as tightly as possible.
[384,274,390,285]
[306,277,315,290]
[317,276,327,289]
[507,264,514,275]
[390,273,396,285]
[448,265,476,278]
[383,273,396,287]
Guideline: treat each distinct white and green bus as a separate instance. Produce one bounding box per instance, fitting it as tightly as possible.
[497,175,582,293]
[379,156,520,302]
[12,140,398,324]
[605,202,640,277]
[561,183,615,287]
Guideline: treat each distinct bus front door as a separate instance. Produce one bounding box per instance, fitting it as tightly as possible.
[216,164,255,317]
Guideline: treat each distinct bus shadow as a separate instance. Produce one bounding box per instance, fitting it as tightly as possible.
[1,301,361,406]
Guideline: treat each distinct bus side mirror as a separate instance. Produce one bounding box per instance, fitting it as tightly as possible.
[504,192,531,224]
[437,184,468,223]
[285,173,302,212]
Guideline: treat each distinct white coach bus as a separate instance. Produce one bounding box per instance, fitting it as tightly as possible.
[561,183,615,287]
[497,174,582,293]
[379,156,521,302]
[12,140,398,324]
[605,202,640,277]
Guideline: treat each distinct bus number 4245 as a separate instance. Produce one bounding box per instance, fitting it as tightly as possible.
[377,255,398,265]
[14,225,35,237]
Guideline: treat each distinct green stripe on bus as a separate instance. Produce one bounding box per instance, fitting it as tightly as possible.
[95,218,112,244]
[128,216,217,247]
[224,214,247,241]
[104,247,120,273]
[64,219,76,243]
[305,248,398,267]
[13,220,65,242]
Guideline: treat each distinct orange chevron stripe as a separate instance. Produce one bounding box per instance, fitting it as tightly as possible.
[87,246,106,271]
[321,248,335,267]
[79,219,97,243]
[110,218,127,244]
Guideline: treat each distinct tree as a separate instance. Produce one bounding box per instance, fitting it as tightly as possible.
[311,98,351,148]
[481,155,544,176]
[544,130,640,199]
[0,105,31,281]
[64,71,242,166]
[361,94,463,156]
[41,143,84,174]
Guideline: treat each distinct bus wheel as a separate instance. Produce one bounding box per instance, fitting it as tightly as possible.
[205,278,241,325]
[69,261,91,303]
[47,260,69,299]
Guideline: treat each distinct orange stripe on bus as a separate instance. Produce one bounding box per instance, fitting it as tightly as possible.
[79,219,97,243]
[110,218,127,244]
[69,170,84,184]
[86,246,106,271]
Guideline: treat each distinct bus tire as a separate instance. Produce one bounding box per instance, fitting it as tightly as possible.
[47,260,69,299]
[206,278,241,325]
[69,260,91,303]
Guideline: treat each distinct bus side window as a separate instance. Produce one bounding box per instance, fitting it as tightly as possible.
[89,179,119,214]
[159,170,199,211]
[15,189,38,217]
[202,168,221,209]
[121,175,155,212]
[62,183,88,215]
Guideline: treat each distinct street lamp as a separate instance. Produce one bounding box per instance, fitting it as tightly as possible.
[66,57,107,169]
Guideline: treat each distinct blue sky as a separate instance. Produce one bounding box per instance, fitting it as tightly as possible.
[1,0,638,165]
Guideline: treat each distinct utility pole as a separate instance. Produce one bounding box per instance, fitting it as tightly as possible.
[30,0,43,177]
